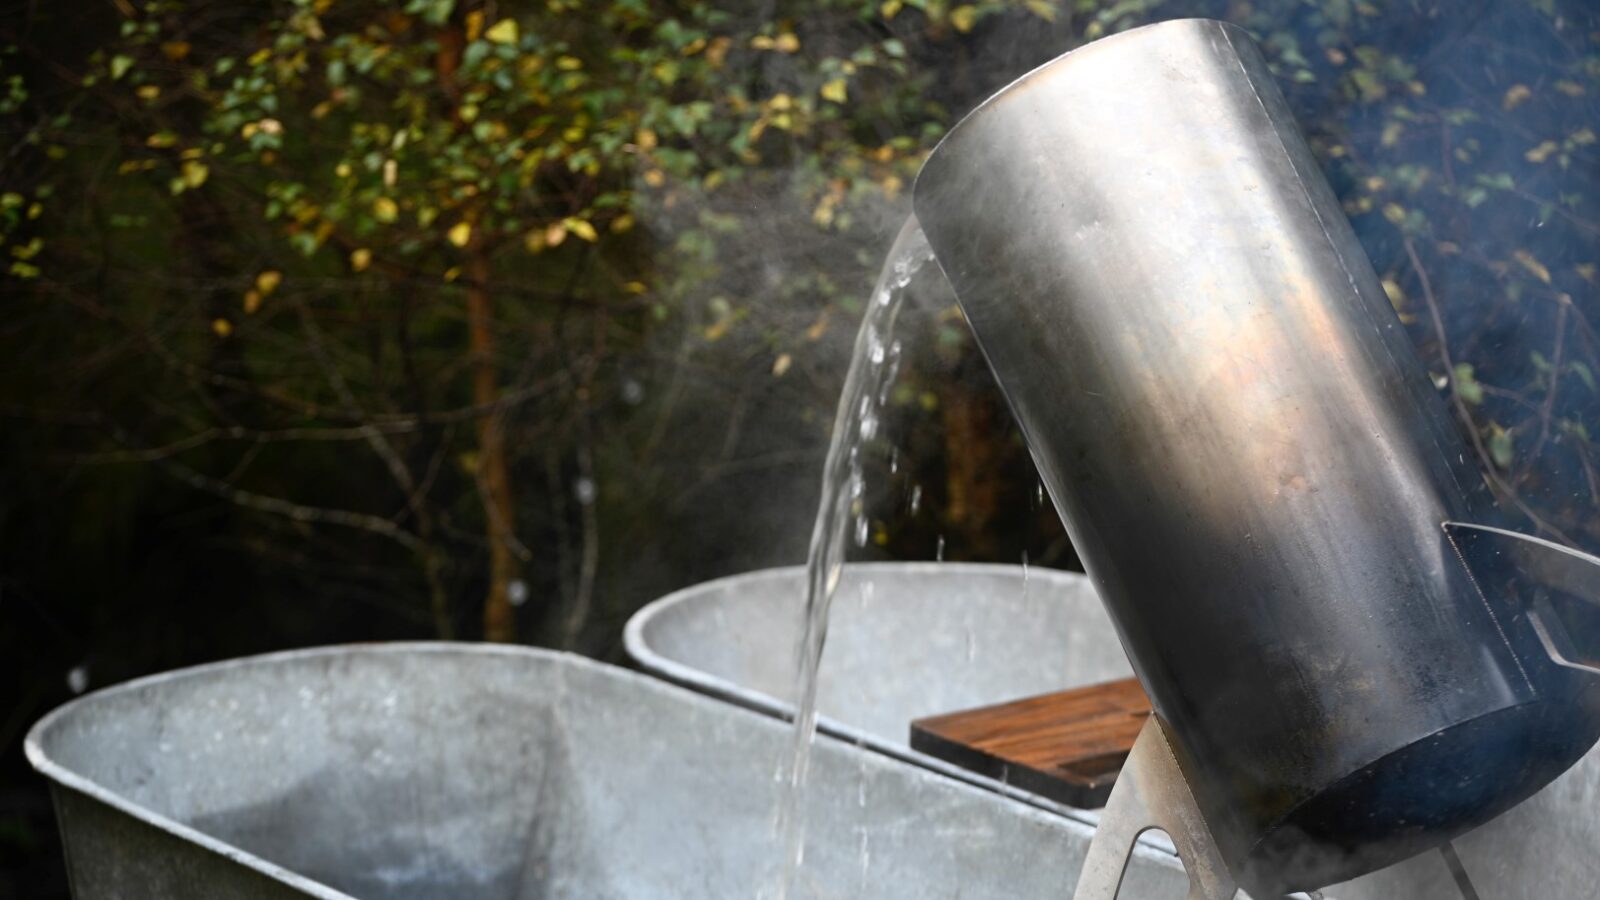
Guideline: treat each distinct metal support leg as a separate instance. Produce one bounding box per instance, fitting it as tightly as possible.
[1072,715,1238,900]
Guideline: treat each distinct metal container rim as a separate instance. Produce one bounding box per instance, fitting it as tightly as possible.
[911,17,1245,206]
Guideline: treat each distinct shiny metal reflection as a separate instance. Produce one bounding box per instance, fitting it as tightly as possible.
[914,17,1600,893]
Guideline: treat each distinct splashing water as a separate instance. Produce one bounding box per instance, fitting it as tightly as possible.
[773,216,934,899]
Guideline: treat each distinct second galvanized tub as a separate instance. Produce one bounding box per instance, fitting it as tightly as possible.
[624,563,1134,819]
[27,643,1191,900]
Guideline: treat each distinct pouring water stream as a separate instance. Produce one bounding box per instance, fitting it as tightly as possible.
[774,216,934,899]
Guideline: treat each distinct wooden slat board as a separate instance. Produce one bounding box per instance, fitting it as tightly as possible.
[909,677,1152,809]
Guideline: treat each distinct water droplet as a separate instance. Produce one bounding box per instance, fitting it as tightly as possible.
[508,578,529,607]
[66,665,89,695]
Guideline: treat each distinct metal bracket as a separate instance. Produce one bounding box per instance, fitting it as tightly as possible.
[1445,521,1600,676]
[1072,714,1239,900]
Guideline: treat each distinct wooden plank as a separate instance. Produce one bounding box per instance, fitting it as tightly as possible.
[909,677,1151,809]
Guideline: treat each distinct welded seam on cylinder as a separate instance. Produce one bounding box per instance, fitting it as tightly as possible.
[1443,524,1535,693]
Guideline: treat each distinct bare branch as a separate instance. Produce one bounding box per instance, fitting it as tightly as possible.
[158,457,422,552]
[1405,237,1576,544]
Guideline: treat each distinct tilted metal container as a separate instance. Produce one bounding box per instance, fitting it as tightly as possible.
[913,17,1600,892]
[26,643,1192,899]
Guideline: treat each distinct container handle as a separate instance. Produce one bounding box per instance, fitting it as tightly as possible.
[1444,522,1600,676]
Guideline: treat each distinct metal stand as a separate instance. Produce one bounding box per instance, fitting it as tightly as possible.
[1074,716,1486,900]
[1072,715,1239,900]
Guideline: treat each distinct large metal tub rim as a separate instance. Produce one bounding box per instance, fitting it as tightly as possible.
[28,641,1196,900]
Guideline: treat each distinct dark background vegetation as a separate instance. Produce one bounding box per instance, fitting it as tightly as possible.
[2,0,1597,895]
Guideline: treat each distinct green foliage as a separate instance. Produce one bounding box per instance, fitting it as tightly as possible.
[1,0,1597,656]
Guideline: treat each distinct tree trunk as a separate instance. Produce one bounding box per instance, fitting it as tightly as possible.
[436,9,518,642]
[466,249,519,641]
[939,376,1005,560]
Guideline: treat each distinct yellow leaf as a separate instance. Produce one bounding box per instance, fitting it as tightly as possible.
[146,132,177,148]
[447,221,473,247]
[1526,140,1559,163]
[1025,0,1057,22]
[749,35,775,50]
[373,197,398,223]
[465,10,485,42]
[161,41,191,61]
[181,161,209,189]
[1503,84,1532,110]
[1514,250,1552,284]
[805,309,830,341]
[1381,278,1405,309]
[706,36,731,67]
[950,5,978,32]
[443,266,461,282]
[565,217,598,242]
[643,169,665,188]
[243,290,262,314]
[635,128,658,151]
[774,32,799,53]
[545,222,568,247]
[623,281,647,294]
[769,93,793,111]
[524,230,546,253]
[610,213,635,234]
[485,18,518,45]
[1556,80,1586,98]
[1577,264,1597,283]
[258,118,283,135]
[137,85,161,101]
[820,79,848,104]
[350,248,372,272]
[772,353,793,377]
[1571,128,1597,146]
[703,318,730,341]
[555,55,583,71]
[881,0,902,17]
[255,270,282,295]
[211,318,233,337]
[1382,202,1406,225]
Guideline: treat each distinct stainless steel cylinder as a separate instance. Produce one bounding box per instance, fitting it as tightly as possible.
[913,18,1600,892]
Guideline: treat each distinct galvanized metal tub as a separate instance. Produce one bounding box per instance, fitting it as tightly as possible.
[623,563,1600,899]
[26,643,1191,899]
[624,562,1134,818]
